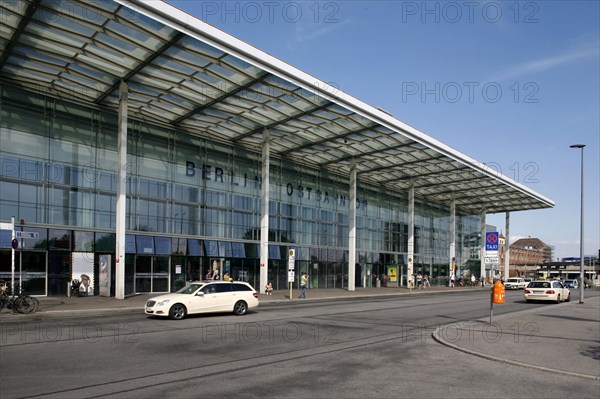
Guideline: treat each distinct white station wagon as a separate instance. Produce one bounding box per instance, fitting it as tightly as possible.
[145,281,259,320]
[524,280,571,303]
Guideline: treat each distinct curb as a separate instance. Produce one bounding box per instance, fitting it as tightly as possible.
[431,302,600,381]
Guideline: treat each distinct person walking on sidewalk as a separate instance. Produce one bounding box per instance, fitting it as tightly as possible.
[299,272,308,299]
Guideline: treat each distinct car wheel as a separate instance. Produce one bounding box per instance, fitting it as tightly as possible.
[169,303,187,320]
[555,295,561,304]
[526,299,532,303]
[233,300,248,315]
[565,292,570,302]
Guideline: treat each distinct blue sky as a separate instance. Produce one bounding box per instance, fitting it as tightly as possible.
[169,0,600,260]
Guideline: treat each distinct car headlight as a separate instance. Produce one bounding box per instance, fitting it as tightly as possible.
[157,299,170,306]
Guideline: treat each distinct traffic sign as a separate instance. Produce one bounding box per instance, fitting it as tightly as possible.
[485,256,499,264]
[16,231,39,239]
[11,239,18,249]
[485,232,499,251]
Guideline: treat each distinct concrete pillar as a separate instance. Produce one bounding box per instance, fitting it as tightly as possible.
[259,128,270,293]
[115,81,127,300]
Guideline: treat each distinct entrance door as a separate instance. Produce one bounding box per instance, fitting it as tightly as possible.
[135,255,170,293]
[153,256,169,292]
[135,256,152,293]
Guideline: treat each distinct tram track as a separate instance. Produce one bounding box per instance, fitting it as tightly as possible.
[19,314,464,399]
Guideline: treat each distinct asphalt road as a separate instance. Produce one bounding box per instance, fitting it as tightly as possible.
[1,289,599,399]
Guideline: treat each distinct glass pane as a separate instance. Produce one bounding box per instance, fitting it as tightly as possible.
[172,238,186,255]
[95,232,115,252]
[48,229,71,250]
[125,235,136,253]
[188,239,203,256]
[204,240,218,256]
[135,256,152,292]
[136,236,154,254]
[154,236,171,255]
[74,230,94,251]
[21,251,46,295]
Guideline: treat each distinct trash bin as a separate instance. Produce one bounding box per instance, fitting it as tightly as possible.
[376,278,381,288]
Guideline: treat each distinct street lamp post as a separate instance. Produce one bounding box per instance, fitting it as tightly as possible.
[570,144,585,304]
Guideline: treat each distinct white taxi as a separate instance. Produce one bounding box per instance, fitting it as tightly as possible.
[524,280,570,303]
[145,281,259,320]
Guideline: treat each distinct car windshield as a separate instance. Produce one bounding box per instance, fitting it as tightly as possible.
[528,282,551,289]
[176,283,204,294]
[565,280,575,284]
[507,278,519,282]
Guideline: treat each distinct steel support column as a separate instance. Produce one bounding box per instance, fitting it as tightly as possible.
[348,159,357,291]
[450,200,456,281]
[259,128,270,294]
[407,181,415,288]
[505,212,510,280]
[115,81,127,300]
[480,209,486,281]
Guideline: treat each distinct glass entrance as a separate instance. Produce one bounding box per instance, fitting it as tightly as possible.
[135,255,170,293]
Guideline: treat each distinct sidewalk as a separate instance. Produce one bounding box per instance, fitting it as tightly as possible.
[433,295,600,380]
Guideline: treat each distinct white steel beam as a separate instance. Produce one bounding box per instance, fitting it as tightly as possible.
[259,128,270,294]
[480,208,486,281]
[407,180,415,288]
[348,159,357,291]
[450,200,456,281]
[115,80,128,300]
[505,212,510,279]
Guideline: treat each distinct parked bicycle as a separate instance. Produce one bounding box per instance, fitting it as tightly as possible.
[0,286,39,314]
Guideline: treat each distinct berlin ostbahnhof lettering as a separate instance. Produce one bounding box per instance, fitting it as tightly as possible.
[185,161,368,209]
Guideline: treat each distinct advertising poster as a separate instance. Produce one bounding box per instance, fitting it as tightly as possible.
[387,266,397,282]
[99,254,111,297]
[72,252,95,296]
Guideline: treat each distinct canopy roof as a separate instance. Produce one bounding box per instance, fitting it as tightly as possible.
[0,0,554,213]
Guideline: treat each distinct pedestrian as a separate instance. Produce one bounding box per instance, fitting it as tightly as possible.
[450,275,455,287]
[265,281,273,295]
[471,274,476,286]
[423,275,430,288]
[299,272,308,299]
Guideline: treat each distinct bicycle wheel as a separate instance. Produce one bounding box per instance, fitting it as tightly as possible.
[15,296,39,314]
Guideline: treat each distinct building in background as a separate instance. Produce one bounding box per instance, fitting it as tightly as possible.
[510,237,552,277]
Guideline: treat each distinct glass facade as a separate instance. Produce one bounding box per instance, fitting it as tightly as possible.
[0,85,482,295]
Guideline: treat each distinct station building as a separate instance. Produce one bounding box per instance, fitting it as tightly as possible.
[0,0,554,297]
